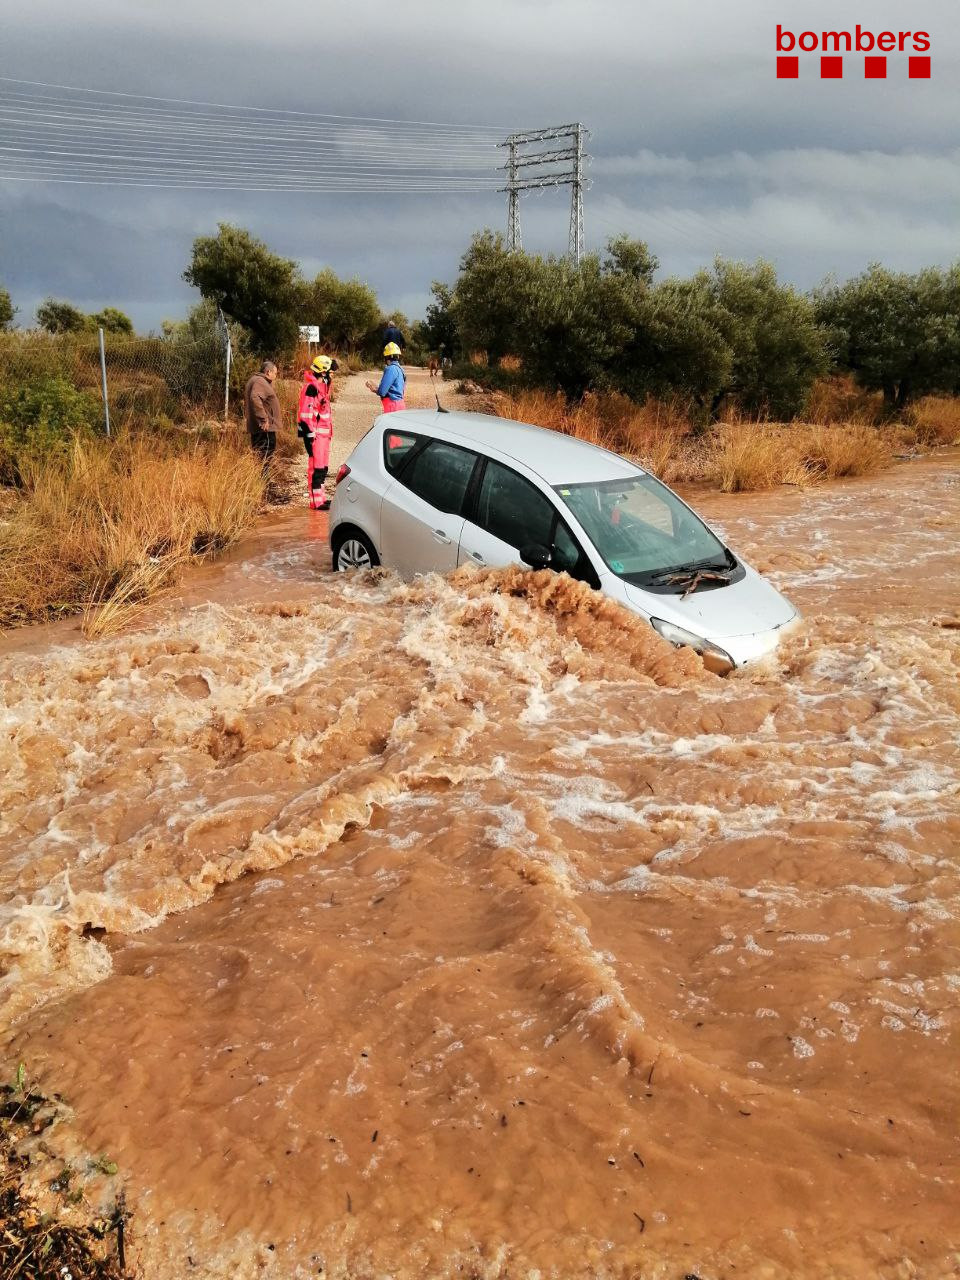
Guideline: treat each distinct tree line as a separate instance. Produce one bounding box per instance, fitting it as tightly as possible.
[183,223,389,358]
[0,293,136,336]
[0,224,395,359]
[421,232,960,418]
[5,223,960,419]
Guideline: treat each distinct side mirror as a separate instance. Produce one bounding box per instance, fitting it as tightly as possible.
[520,543,553,570]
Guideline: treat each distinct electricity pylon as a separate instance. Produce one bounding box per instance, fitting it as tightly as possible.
[499,123,589,264]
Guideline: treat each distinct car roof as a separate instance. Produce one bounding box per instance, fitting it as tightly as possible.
[383,410,645,486]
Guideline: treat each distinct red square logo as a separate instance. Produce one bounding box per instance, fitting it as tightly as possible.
[909,55,931,78]
[821,55,843,79]
[777,55,798,78]
[864,55,887,79]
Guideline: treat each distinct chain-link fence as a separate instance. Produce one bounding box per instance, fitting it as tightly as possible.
[0,307,234,437]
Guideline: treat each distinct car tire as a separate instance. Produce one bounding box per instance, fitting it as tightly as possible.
[332,528,380,572]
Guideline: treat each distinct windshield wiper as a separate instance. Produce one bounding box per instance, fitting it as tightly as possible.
[645,554,737,598]
[648,555,734,583]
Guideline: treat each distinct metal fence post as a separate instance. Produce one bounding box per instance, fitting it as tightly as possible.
[224,332,232,422]
[218,306,232,421]
[98,326,111,437]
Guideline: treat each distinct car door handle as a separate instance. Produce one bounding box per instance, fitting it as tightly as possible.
[432,529,452,545]
[467,549,486,565]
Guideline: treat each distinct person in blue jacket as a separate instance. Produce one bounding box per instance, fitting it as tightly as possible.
[366,342,407,413]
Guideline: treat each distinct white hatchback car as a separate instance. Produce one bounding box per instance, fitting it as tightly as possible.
[329,410,798,671]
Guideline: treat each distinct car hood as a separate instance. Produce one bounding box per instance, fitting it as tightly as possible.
[624,566,797,641]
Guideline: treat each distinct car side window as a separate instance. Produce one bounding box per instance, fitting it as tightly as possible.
[552,521,582,573]
[553,519,601,589]
[400,441,478,515]
[475,460,555,549]
[383,430,421,474]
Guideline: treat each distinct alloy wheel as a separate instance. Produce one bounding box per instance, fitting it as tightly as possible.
[337,538,373,570]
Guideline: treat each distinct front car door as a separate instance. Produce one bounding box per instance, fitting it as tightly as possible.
[458,458,600,588]
[380,437,479,577]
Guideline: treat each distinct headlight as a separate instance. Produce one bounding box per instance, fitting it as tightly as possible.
[650,618,734,674]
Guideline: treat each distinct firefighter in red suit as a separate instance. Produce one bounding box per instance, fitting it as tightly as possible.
[297,354,338,510]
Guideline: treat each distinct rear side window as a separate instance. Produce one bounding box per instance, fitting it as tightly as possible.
[383,430,421,474]
[401,441,478,515]
[475,460,555,549]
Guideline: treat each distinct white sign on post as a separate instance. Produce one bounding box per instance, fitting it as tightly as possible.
[299,325,320,343]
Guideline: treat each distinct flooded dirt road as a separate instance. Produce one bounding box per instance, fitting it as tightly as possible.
[1,452,959,1278]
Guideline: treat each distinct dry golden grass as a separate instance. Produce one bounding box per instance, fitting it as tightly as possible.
[494,389,701,486]
[795,422,895,478]
[702,422,894,492]
[0,431,266,628]
[905,396,960,447]
[803,379,960,448]
[495,387,909,494]
[804,375,886,426]
[81,556,183,639]
[704,427,807,492]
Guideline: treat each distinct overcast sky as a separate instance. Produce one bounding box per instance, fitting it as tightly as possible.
[1,0,958,331]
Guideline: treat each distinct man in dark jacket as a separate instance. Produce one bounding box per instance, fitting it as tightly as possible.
[244,361,282,459]
[383,320,405,351]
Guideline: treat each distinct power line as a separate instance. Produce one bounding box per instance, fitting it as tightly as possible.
[0,178,501,194]
[0,143,503,180]
[0,97,501,153]
[0,100,502,158]
[0,133,498,169]
[0,80,507,193]
[1,178,501,191]
[0,76,503,133]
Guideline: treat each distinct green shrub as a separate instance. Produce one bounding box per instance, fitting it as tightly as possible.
[445,359,527,393]
[0,376,101,484]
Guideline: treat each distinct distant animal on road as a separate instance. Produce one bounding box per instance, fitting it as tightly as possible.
[428,356,440,378]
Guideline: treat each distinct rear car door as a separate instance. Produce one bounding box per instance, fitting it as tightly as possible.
[458,458,599,587]
[380,437,480,577]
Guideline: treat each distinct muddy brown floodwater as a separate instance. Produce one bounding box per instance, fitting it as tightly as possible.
[2,453,959,1279]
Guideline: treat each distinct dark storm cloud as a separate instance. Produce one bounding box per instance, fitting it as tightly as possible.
[1,0,958,329]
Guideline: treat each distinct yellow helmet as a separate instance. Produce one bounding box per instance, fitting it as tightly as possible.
[383,342,402,358]
[311,355,333,375]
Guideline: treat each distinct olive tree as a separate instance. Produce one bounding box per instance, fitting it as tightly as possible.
[184,223,301,357]
[691,259,829,418]
[512,244,654,398]
[815,264,960,409]
[298,269,380,350]
[450,231,539,364]
[415,282,460,360]
[91,307,134,335]
[446,235,827,417]
[450,232,658,395]
[36,298,88,334]
[0,286,14,331]
[621,277,733,413]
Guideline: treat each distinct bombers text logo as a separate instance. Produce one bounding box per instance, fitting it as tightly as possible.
[776,25,931,78]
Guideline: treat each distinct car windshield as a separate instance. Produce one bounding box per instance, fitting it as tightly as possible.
[554,474,730,585]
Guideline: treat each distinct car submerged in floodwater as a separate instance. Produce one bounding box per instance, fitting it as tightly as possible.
[329,410,799,672]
